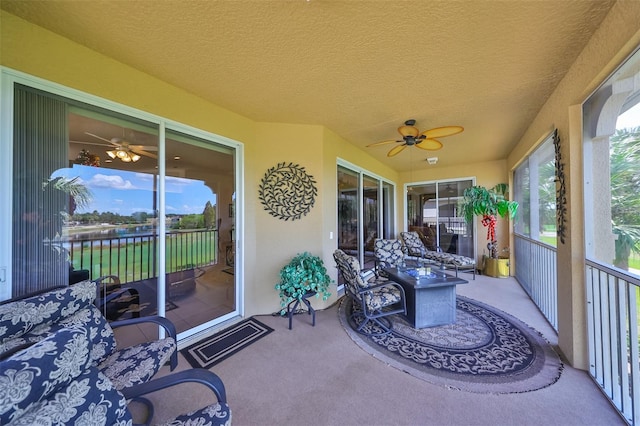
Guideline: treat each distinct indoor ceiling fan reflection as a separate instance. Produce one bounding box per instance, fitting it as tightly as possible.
[367,119,464,157]
[83,131,158,162]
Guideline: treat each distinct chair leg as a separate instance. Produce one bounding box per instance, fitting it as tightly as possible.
[352,312,393,336]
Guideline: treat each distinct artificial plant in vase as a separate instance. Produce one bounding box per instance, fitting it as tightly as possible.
[275,252,333,315]
[461,183,519,259]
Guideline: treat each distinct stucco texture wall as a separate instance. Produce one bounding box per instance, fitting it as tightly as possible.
[0,10,400,318]
[506,1,640,368]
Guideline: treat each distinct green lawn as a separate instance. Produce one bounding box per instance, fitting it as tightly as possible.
[70,232,217,283]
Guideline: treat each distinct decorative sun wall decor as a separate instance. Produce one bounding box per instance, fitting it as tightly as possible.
[553,129,567,244]
[258,162,317,221]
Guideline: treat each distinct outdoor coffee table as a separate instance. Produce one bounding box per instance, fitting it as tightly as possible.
[383,267,468,328]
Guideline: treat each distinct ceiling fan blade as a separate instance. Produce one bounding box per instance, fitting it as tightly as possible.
[421,126,464,139]
[85,132,115,144]
[387,144,407,157]
[70,140,112,147]
[129,145,158,151]
[367,139,401,147]
[398,125,419,137]
[130,148,158,159]
[416,139,443,151]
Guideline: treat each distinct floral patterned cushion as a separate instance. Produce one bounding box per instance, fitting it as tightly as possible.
[0,281,176,396]
[401,231,475,267]
[9,367,132,426]
[400,231,425,257]
[0,302,117,367]
[333,249,402,312]
[362,284,402,312]
[425,251,475,267]
[0,327,131,425]
[99,337,176,391]
[373,239,405,270]
[0,280,96,346]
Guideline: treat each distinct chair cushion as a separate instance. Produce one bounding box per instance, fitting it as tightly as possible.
[425,251,475,267]
[363,285,402,312]
[1,304,117,366]
[400,232,424,257]
[157,402,232,426]
[0,281,96,346]
[374,239,405,269]
[99,337,176,391]
[7,367,132,426]
[0,328,94,424]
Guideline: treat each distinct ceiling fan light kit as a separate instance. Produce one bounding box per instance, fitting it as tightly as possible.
[81,131,158,163]
[106,148,141,162]
[367,119,464,157]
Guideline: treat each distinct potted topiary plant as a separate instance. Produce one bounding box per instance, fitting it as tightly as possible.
[461,183,518,277]
[275,252,333,315]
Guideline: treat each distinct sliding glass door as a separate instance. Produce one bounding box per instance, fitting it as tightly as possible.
[337,163,394,271]
[4,78,239,338]
[406,179,475,258]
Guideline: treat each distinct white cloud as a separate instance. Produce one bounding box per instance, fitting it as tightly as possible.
[87,174,137,190]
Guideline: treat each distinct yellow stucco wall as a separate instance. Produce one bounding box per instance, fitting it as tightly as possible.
[0,10,402,317]
[506,1,640,368]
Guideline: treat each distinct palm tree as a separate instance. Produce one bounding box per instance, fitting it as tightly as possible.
[610,127,640,270]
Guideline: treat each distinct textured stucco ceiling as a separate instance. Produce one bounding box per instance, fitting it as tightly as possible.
[1,0,616,172]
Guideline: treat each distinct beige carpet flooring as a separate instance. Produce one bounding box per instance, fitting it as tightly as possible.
[132,274,625,426]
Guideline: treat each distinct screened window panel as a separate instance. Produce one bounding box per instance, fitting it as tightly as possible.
[13,85,69,296]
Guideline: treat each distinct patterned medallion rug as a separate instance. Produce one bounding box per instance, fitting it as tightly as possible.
[338,295,563,394]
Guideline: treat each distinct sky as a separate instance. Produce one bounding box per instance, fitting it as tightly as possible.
[52,165,216,216]
[617,101,640,129]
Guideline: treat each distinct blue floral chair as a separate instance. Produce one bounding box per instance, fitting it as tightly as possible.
[0,326,231,426]
[333,249,406,336]
[0,280,178,392]
[400,231,476,279]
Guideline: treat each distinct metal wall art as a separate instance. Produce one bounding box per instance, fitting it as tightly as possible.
[258,162,317,221]
[553,129,567,244]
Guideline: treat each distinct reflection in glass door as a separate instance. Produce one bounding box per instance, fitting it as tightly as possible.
[9,83,238,338]
[164,130,236,333]
[362,174,379,268]
[337,164,394,272]
[337,167,359,258]
[62,108,161,322]
[407,179,474,259]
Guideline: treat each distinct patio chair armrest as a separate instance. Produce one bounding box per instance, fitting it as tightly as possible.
[110,315,178,370]
[121,368,227,403]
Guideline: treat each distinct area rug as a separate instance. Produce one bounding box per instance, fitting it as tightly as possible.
[338,296,563,394]
[181,317,273,369]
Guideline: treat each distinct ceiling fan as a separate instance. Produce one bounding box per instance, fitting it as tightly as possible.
[81,132,158,162]
[367,119,464,157]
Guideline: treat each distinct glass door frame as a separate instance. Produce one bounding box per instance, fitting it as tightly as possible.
[0,66,244,340]
[404,177,476,259]
[337,159,395,269]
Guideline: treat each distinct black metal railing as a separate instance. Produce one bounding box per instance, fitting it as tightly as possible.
[65,229,218,284]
